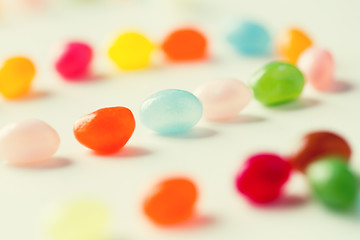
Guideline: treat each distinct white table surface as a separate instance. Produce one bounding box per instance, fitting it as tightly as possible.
[0,0,359,239]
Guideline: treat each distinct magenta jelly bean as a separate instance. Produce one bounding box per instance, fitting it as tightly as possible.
[235,153,292,204]
[55,41,93,80]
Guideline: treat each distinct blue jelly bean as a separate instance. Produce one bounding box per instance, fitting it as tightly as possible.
[140,89,203,134]
[228,21,271,56]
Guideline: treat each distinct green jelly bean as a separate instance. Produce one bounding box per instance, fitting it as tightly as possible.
[250,61,305,105]
[306,156,358,210]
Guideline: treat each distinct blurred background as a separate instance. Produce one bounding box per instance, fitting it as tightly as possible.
[0,0,359,240]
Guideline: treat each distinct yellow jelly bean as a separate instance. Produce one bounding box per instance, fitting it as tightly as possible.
[46,198,110,240]
[0,57,35,99]
[109,32,154,70]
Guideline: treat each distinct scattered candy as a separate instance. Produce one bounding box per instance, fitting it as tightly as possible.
[290,131,351,171]
[109,32,154,70]
[235,153,292,204]
[277,27,312,64]
[0,119,60,165]
[162,28,207,61]
[73,107,135,154]
[46,198,110,240]
[55,41,93,80]
[250,61,305,105]
[297,46,335,91]
[194,78,252,121]
[228,20,271,56]
[143,177,197,225]
[140,89,203,134]
[306,156,358,210]
[0,57,35,99]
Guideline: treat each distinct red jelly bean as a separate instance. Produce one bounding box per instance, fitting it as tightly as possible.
[162,28,207,61]
[235,153,292,204]
[143,178,197,225]
[55,41,93,80]
[73,107,135,154]
[290,131,351,171]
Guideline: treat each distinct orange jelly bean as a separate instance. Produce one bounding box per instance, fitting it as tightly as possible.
[73,107,135,154]
[0,57,35,99]
[277,27,312,64]
[143,178,197,225]
[162,28,207,61]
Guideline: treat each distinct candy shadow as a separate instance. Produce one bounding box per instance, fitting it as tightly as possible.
[11,90,51,101]
[18,157,72,170]
[92,146,151,159]
[269,98,320,111]
[271,195,309,208]
[162,215,216,230]
[254,195,309,209]
[327,80,353,93]
[212,114,266,125]
[160,127,218,139]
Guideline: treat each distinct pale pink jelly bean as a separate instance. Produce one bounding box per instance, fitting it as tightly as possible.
[297,46,334,91]
[55,42,93,80]
[194,78,252,121]
[0,119,60,165]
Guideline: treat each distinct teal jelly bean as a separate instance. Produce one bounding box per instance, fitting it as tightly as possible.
[250,61,305,105]
[306,156,358,211]
[228,21,271,56]
[140,89,203,134]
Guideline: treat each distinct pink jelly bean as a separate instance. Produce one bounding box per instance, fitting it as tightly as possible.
[297,46,334,91]
[55,42,93,80]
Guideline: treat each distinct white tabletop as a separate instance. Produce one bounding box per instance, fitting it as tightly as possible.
[0,0,359,239]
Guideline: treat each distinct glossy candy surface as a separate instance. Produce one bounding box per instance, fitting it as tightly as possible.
[73,107,135,154]
[0,57,35,99]
[55,41,93,80]
[290,131,351,171]
[297,46,335,91]
[0,119,60,165]
[47,198,110,240]
[277,28,312,64]
[143,178,197,225]
[306,156,358,210]
[162,28,207,61]
[235,153,292,203]
[228,21,271,56]
[194,78,252,121]
[109,32,154,70]
[250,61,305,105]
[140,89,203,134]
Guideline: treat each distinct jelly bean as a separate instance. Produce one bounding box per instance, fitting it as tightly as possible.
[109,32,154,70]
[235,153,292,204]
[357,192,360,219]
[47,198,110,240]
[0,57,35,99]
[228,21,271,56]
[250,61,305,105]
[140,89,203,134]
[55,41,93,80]
[297,46,335,91]
[194,78,252,121]
[306,156,358,210]
[162,28,207,61]
[277,27,312,64]
[290,131,351,171]
[143,177,197,225]
[73,107,135,154]
[0,119,60,165]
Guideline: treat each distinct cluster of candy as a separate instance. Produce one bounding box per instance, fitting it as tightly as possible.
[44,131,357,240]
[0,20,355,239]
[0,22,333,100]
